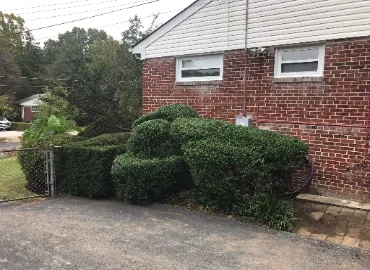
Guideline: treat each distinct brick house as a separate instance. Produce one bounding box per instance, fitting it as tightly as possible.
[15,94,43,122]
[132,0,370,201]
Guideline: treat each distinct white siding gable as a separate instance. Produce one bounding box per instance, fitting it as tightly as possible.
[134,0,370,59]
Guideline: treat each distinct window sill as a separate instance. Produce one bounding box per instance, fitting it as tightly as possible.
[273,77,324,83]
[175,80,223,86]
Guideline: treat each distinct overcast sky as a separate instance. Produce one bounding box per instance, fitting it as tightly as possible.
[1,0,195,45]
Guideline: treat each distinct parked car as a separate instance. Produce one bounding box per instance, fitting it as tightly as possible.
[0,117,11,131]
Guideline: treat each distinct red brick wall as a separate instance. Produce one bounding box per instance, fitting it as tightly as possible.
[23,106,34,122]
[142,37,370,202]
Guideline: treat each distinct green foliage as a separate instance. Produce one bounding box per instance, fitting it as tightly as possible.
[233,194,296,231]
[57,144,126,198]
[78,117,130,138]
[36,88,71,120]
[172,117,309,179]
[18,134,81,194]
[23,115,81,142]
[183,140,268,211]
[133,104,199,128]
[0,99,16,119]
[112,154,190,204]
[127,119,180,158]
[72,132,131,147]
[11,122,31,131]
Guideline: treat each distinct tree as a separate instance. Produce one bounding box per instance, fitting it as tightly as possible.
[0,98,16,119]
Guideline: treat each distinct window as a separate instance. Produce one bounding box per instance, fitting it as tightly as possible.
[176,55,223,82]
[31,106,38,112]
[275,44,325,78]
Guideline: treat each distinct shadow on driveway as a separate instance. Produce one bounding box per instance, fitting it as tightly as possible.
[0,197,369,269]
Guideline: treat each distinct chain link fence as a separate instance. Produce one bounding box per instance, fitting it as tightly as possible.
[0,146,56,202]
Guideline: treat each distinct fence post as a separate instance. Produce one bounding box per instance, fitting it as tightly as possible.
[45,150,50,196]
[49,144,55,197]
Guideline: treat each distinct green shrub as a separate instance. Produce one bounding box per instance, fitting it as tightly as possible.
[112,154,190,204]
[132,104,199,128]
[18,134,82,194]
[57,144,126,198]
[11,122,31,131]
[70,132,131,147]
[233,194,296,231]
[170,118,232,145]
[127,119,180,158]
[79,117,131,138]
[183,140,269,211]
[172,117,309,179]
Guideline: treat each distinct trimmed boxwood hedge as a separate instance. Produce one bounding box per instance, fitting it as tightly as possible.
[127,119,180,158]
[132,104,199,128]
[183,140,269,210]
[112,154,190,204]
[18,134,82,194]
[57,144,126,198]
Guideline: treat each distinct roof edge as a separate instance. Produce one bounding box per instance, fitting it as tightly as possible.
[132,0,212,60]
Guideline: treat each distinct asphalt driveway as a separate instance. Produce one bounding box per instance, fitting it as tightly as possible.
[0,197,369,270]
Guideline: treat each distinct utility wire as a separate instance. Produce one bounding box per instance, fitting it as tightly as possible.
[1,0,160,38]
[27,0,150,22]
[3,0,122,12]
[14,0,146,15]
[37,8,180,41]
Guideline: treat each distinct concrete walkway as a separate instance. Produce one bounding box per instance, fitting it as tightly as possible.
[0,197,369,269]
[0,131,23,143]
[297,202,370,249]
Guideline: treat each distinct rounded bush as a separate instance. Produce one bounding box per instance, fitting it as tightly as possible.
[132,104,199,128]
[183,140,268,210]
[18,134,82,194]
[127,119,180,158]
[112,154,190,204]
[170,118,232,145]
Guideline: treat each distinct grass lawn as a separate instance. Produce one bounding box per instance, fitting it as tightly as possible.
[0,157,35,200]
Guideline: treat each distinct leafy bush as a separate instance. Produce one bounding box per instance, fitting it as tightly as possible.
[183,140,269,211]
[171,117,231,145]
[71,132,131,147]
[79,117,131,138]
[18,134,82,194]
[57,144,126,198]
[11,122,31,131]
[127,119,180,158]
[233,194,296,231]
[172,118,309,179]
[112,154,190,204]
[23,115,81,142]
[132,104,199,128]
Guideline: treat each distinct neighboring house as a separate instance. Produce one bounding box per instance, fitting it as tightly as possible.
[132,0,370,201]
[15,94,43,122]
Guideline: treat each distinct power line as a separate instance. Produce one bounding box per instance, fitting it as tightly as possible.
[14,0,143,15]
[3,0,121,12]
[28,1,149,22]
[2,0,160,38]
[37,8,180,41]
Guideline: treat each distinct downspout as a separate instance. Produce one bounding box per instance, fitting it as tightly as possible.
[364,89,370,165]
[243,0,249,116]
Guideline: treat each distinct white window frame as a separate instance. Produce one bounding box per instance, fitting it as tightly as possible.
[31,106,38,113]
[274,44,325,78]
[176,54,223,82]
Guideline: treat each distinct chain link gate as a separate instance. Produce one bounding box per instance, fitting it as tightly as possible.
[0,145,56,202]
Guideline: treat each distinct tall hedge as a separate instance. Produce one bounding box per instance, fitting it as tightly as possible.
[18,134,82,194]
[112,154,190,204]
[57,145,126,198]
[132,104,199,128]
